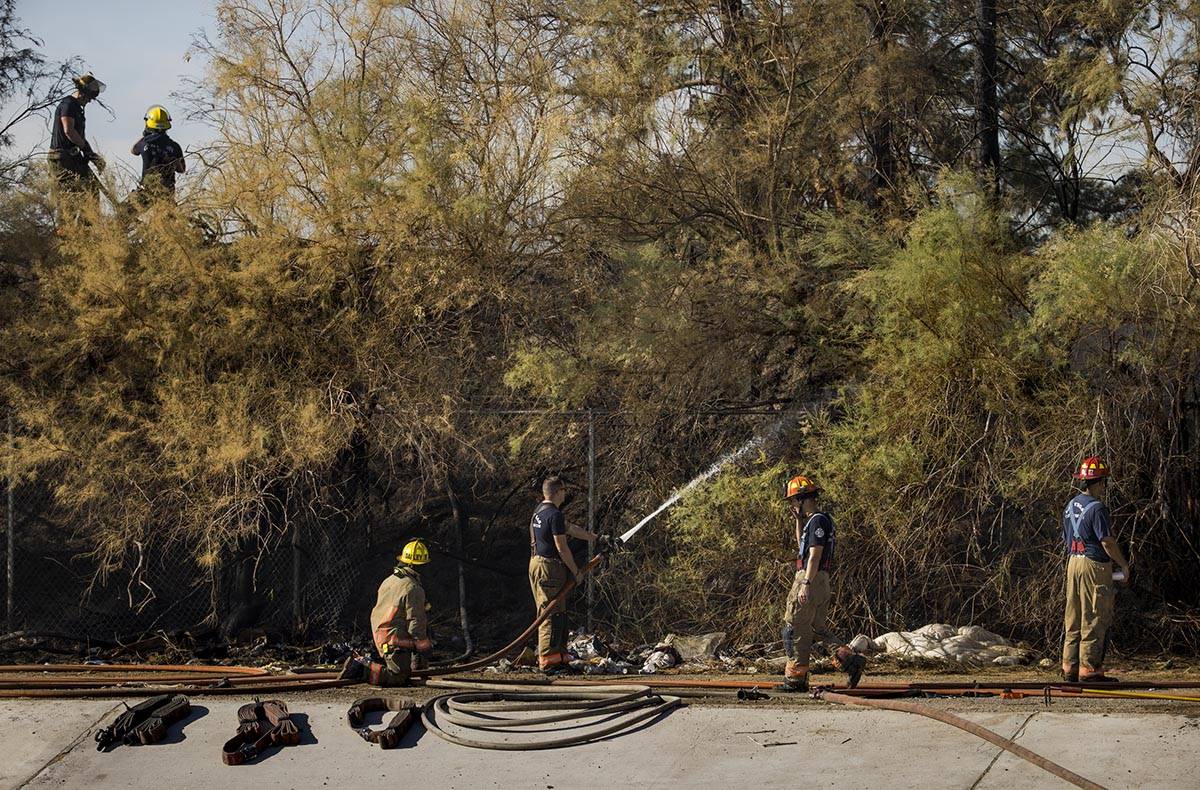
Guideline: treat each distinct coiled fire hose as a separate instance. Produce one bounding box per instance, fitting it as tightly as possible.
[420,682,682,750]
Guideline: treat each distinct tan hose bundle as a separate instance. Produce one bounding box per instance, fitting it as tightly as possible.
[420,682,682,750]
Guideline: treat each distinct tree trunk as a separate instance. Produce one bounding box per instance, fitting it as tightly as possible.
[975,0,1000,185]
[867,1,897,206]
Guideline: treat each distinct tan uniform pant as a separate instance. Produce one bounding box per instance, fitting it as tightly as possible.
[1062,555,1114,674]
[783,570,842,676]
[528,556,568,665]
[370,650,412,687]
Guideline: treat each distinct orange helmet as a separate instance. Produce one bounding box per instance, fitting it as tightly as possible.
[1072,456,1109,481]
[784,475,821,500]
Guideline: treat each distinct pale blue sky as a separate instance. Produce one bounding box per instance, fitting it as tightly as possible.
[7,0,215,181]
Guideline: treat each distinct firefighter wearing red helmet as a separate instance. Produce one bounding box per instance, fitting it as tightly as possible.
[1061,457,1130,683]
[776,475,865,692]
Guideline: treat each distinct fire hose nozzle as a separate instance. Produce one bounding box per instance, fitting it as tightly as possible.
[596,534,626,555]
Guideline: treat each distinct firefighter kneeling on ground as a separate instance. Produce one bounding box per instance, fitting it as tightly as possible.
[778,475,865,692]
[358,538,434,686]
[1061,457,1130,684]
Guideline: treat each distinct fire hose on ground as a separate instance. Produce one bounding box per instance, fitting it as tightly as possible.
[418,682,682,750]
[817,689,1105,790]
[0,663,354,698]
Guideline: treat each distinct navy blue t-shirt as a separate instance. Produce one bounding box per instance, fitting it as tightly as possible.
[1062,493,1112,563]
[530,502,566,560]
[798,512,835,572]
[138,131,184,191]
[50,96,88,155]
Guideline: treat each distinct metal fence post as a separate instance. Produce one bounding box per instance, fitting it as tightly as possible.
[292,520,302,633]
[7,413,14,634]
[586,410,595,632]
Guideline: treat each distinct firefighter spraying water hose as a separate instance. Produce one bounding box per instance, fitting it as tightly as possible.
[340,434,773,682]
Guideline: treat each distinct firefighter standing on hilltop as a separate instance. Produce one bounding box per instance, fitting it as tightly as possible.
[1061,457,1130,683]
[130,105,185,202]
[778,475,866,692]
[47,73,106,199]
[365,539,434,686]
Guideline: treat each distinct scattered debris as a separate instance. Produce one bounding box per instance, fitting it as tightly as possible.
[662,632,726,662]
[849,635,874,653]
[641,645,682,674]
[487,624,1032,676]
[566,633,608,660]
[582,657,636,675]
[744,734,797,748]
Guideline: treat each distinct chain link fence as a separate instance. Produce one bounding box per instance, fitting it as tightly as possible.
[2,468,369,643]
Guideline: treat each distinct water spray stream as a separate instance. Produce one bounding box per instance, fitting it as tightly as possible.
[619,435,766,544]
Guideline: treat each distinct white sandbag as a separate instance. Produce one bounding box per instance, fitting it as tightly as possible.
[870,623,1020,665]
[875,632,911,653]
[993,655,1023,666]
[914,623,956,641]
[957,625,1008,647]
[907,635,940,652]
[942,634,983,651]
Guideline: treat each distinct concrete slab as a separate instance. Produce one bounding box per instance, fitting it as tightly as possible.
[13,701,1018,789]
[0,700,120,790]
[975,712,1200,789]
[2,698,1193,789]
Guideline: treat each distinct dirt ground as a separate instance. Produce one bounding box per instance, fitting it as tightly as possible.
[229,660,1200,717]
[5,649,1199,716]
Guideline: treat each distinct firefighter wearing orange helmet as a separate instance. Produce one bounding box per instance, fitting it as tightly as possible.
[777,475,865,692]
[1061,457,1130,683]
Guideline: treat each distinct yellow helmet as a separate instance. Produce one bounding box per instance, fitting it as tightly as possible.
[144,105,172,130]
[398,539,430,565]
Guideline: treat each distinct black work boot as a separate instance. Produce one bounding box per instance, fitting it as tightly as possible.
[338,655,366,682]
[1062,667,1079,684]
[844,654,867,689]
[774,676,809,693]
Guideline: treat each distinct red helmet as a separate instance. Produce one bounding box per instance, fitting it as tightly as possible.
[784,475,820,499]
[1073,456,1109,481]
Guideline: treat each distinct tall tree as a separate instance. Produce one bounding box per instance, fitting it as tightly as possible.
[975,0,1000,182]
